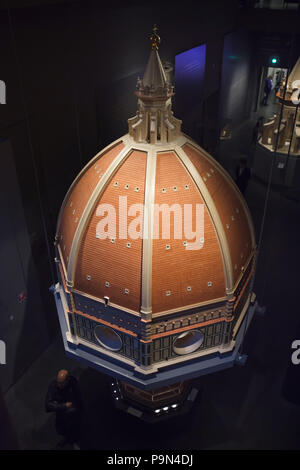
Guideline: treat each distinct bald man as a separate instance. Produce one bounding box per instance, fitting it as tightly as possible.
[45,369,83,448]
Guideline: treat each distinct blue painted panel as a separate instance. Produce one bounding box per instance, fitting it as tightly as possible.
[174,44,206,122]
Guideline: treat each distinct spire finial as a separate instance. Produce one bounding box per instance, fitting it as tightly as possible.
[150,24,160,50]
[128,27,182,143]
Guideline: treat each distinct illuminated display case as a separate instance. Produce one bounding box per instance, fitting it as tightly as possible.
[254,57,300,187]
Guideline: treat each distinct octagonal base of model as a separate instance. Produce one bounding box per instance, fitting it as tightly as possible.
[53,286,256,391]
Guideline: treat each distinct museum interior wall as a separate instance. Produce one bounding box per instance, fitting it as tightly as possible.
[218,30,255,129]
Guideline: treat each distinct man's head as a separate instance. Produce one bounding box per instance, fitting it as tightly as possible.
[56,369,69,389]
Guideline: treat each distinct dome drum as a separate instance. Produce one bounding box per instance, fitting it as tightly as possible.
[54,244,254,378]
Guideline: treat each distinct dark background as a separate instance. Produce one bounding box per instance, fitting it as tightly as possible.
[0,0,300,450]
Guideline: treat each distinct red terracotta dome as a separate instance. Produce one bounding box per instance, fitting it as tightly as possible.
[56,132,255,317]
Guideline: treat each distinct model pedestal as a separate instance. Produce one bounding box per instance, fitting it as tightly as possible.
[110,379,199,422]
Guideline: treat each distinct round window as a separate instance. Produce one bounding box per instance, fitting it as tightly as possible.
[173,330,204,355]
[94,325,122,352]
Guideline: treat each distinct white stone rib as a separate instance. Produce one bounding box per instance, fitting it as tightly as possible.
[140,148,157,319]
[66,143,132,286]
[175,145,234,292]
[182,135,256,250]
[55,135,128,239]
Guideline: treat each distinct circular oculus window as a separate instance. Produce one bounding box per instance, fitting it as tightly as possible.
[173,330,204,355]
[94,325,122,352]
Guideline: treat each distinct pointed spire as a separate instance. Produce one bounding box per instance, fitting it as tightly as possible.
[143,49,167,90]
[128,27,182,144]
[137,25,172,98]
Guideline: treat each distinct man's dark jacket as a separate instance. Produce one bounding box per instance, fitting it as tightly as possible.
[45,376,83,415]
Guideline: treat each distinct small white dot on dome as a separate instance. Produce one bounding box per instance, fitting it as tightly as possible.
[126,242,131,248]
[124,288,130,295]
[111,238,115,244]
[72,209,75,215]
[70,202,73,207]
[75,218,78,223]
[134,187,140,192]
[124,184,129,190]
[105,281,110,287]
[166,244,171,250]
[200,237,204,243]
[226,224,230,229]
[206,172,211,178]
[173,186,178,191]
[86,275,91,281]
[210,168,214,173]
[166,290,171,296]
[207,281,212,287]
[184,184,189,190]
[231,215,235,221]
[183,241,188,247]
[161,188,167,193]
[113,181,119,187]
[187,286,192,292]
[203,177,207,182]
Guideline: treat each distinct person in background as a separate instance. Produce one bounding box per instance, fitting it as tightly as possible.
[252,116,264,144]
[263,75,272,105]
[45,369,83,449]
[235,158,251,195]
[274,71,281,94]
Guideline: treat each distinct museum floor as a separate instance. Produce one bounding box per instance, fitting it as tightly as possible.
[4,93,300,450]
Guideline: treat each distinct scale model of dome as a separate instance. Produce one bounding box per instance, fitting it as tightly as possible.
[53,28,256,400]
[261,57,300,154]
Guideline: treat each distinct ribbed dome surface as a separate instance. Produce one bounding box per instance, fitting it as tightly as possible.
[56,133,255,316]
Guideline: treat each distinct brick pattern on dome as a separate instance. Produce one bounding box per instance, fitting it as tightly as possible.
[58,141,125,267]
[74,150,147,312]
[152,151,226,313]
[182,143,253,285]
